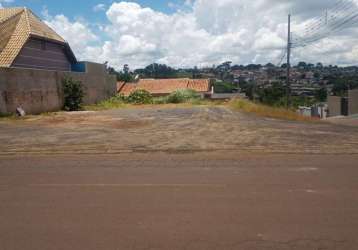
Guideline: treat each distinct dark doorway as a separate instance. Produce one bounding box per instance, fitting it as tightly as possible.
[341,97,349,116]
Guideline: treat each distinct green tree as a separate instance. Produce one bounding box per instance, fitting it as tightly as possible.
[297,61,307,69]
[258,82,286,106]
[134,64,177,79]
[118,64,134,82]
[314,88,327,102]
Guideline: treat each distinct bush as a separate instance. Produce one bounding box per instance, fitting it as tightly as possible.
[63,77,85,111]
[152,96,169,104]
[213,81,236,93]
[127,89,153,104]
[166,89,200,104]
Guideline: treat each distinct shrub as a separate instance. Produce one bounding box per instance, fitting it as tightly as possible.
[152,96,169,104]
[127,89,153,104]
[63,77,85,111]
[167,89,200,104]
[213,81,236,93]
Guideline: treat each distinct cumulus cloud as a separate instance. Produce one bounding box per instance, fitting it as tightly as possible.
[43,12,99,60]
[41,0,358,69]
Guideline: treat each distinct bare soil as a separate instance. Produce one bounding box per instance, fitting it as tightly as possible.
[0,106,357,154]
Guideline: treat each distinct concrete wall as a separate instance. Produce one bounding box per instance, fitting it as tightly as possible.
[0,62,116,114]
[348,89,358,116]
[328,96,342,117]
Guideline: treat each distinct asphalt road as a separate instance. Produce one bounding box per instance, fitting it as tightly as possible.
[0,152,357,250]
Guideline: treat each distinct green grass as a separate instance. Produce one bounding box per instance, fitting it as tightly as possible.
[229,98,316,122]
[0,112,12,118]
[85,95,129,111]
[0,112,17,120]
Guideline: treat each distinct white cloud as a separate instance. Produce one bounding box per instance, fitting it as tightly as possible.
[43,14,99,60]
[93,3,106,12]
[0,0,14,8]
[40,0,358,69]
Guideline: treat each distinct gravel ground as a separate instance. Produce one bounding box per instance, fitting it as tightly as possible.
[0,106,358,155]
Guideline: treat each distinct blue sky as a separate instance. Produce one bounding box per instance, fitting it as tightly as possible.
[2,0,358,69]
[8,0,184,21]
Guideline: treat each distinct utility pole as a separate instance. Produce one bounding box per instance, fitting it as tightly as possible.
[286,14,292,108]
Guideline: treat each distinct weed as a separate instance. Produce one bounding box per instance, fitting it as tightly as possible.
[230,98,316,122]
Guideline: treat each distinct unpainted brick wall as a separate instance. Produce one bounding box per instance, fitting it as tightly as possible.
[0,62,116,114]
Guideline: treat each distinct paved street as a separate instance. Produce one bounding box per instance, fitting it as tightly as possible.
[1,153,357,250]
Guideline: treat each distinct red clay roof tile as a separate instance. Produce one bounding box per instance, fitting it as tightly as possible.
[118,78,211,96]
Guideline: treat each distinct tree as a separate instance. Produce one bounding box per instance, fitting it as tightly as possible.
[257,82,286,106]
[134,63,177,79]
[297,61,307,69]
[265,63,275,68]
[314,88,327,102]
[118,64,134,82]
[316,62,323,69]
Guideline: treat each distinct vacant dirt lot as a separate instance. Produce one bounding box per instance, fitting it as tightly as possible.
[0,106,358,154]
[1,106,358,250]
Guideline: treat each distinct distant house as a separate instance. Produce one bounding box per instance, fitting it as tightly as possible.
[0,7,76,71]
[117,78,212,97]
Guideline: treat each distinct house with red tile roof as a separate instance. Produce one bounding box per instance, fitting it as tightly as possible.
[117,78,212,97]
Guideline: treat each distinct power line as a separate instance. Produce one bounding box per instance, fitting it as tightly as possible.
[300,1,354,40]
[297,0,358,45]
[284,0,358,108]
[275,48,287,66]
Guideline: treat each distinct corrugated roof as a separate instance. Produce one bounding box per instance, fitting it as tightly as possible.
[118,78,211,96]
[0,7,67,67]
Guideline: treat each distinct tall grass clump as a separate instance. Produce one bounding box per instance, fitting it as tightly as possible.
[230,98,316,122]
[86,94,127,110]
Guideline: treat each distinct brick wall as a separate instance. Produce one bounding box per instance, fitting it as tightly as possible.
[0,62,116,114]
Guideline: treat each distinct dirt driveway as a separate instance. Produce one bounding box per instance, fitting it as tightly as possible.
[1,106,358,154]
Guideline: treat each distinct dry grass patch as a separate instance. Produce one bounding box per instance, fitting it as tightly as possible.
[229,98,317,122]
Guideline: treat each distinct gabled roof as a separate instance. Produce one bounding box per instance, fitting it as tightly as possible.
[118,78,211,96]
[0,7,74,67]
